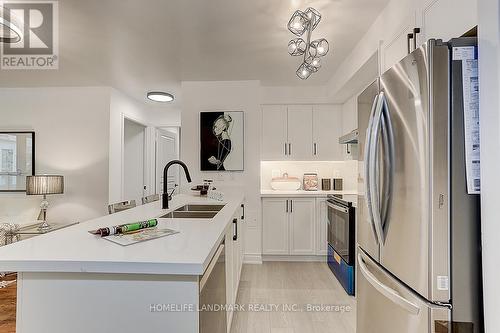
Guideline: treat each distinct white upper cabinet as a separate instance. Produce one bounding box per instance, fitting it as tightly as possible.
[287,105,313,160]
[381,11,417,72]
[312,105,343,160]
[261,105,288,160]
[261,104,342,161]
[418,0,477,44]
[381,0,477,73]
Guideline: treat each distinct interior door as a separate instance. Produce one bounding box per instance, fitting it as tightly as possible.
[357,79,381,261]
[378,42,434,299]
[357,249,450,333]
[156,129,179,195]
[287,105,313,160]
[123,119,146,203]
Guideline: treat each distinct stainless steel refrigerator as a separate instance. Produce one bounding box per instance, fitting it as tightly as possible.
[357,38,483,333]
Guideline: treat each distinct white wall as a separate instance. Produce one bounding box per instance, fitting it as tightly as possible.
[108,89,180,203]
[123,119,145,204]
[0,86,181,226]
[478,0,500,331]
[0,87,110,225]
[181,80,262,259]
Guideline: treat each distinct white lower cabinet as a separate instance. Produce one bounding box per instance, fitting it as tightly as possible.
[225,208,244,333]
[289,198,316,255]
[262,197,315,255]
[262,198,289,254]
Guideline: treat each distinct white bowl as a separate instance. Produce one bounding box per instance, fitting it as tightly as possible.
[270,180,301,191]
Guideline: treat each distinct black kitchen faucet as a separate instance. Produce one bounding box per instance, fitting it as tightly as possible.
[162,160,192,209]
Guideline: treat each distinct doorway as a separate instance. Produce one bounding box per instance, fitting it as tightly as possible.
[156,127,180,196]
[123,118,146,203]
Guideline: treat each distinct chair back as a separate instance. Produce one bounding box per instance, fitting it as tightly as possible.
[142,194,160,205]
[108,200,136,214]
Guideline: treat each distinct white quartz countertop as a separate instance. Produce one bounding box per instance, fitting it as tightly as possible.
[260,190,358,197]
[0,191,244,276]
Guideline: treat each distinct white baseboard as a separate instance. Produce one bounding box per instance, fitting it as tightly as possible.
[262,255,328,262]
[243,254,263,264]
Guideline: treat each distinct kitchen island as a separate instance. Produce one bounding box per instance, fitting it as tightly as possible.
[0,191,245,333]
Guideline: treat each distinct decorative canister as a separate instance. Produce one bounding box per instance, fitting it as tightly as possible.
[321,178,332,191]
[303,173,319,191]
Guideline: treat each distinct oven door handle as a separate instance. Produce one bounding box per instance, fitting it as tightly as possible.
[326,201,349,213]
[200,242,225,292]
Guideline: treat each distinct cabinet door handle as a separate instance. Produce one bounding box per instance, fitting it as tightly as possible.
[407,33,414,54]
[313,143,317,155]
[413,27,420,51]
[290,200,293,213]
[241,203,245,220]
[288,143,292,155]
[233,218,238,241]
[284,142,287,156]
[286,200,288,213]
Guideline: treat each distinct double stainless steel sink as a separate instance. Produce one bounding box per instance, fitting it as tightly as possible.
[160,204,225,219]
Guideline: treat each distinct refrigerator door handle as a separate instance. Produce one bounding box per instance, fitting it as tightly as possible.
[368,93,385,245]
[379,93,395,240]
[364,93,380,243]
[358,253,421,315]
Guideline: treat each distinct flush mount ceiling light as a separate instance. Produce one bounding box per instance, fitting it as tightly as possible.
[287,7,330,80]
[0,6,23,43]
[147,91,174,103]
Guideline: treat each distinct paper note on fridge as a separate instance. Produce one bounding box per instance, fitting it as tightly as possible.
[453,46,480,194]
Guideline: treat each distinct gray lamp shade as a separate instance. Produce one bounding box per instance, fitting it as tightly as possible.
[26,175,64,195]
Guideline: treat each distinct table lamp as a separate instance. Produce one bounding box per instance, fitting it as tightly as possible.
[26,175,64,230]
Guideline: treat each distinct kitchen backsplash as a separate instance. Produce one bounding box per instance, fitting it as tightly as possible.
[260,160,358,192]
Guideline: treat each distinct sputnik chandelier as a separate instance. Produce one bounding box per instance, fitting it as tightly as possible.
[287,7,329,80]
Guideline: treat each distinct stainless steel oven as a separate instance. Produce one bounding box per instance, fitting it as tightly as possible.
[327,195,355,265]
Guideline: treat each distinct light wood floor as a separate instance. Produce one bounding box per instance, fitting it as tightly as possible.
[230,262,356,333]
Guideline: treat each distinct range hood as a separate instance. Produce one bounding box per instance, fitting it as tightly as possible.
[339,129,359,144]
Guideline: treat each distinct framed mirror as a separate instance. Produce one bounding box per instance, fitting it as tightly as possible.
[0,132,35,192]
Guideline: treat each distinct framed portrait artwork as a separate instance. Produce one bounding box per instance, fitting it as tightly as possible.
[200,111,244,171]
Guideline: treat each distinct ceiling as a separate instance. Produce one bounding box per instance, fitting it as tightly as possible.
[0,0,390,106]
